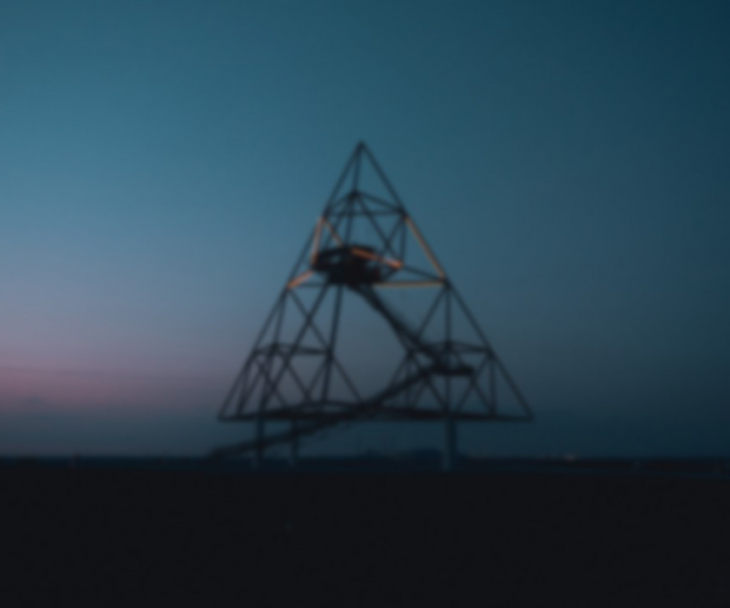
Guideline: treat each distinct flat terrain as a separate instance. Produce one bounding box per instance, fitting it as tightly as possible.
[1,464,729,607]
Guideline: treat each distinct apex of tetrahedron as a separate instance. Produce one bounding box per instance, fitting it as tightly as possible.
[291,145,445,290]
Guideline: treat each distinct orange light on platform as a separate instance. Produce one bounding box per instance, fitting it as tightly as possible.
[287,270,313,289]
[404,216,445,278]
[351,247,403,269]
[323,218,343,246]
[310,217,323,264]
[373,280,443,289]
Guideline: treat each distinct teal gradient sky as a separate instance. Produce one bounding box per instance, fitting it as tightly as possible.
[1,0,729,456]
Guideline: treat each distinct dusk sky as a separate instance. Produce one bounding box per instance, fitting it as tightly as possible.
[2,0,729,457]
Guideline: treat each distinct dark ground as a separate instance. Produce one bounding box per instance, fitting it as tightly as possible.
[1,462,729,607]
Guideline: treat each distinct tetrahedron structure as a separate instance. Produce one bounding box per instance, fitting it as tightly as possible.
[214,142,532,468]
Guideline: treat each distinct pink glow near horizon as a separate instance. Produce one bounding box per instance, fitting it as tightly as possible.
[0,365,230,411]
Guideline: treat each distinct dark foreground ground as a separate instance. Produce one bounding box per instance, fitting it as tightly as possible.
[1,461,729,607]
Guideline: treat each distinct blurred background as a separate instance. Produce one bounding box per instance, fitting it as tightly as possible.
[1,0,728,458]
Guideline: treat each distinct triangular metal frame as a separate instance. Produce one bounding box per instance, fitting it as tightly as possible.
[214,143,532,462]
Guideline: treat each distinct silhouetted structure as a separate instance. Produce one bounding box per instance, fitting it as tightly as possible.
[214,143,532,469]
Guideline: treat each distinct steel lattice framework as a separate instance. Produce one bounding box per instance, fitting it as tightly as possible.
[213,143,532,465]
